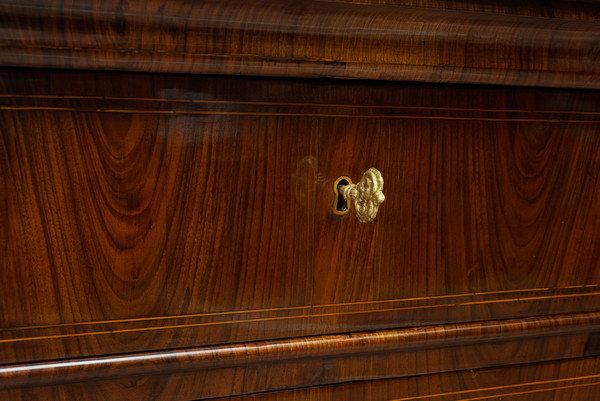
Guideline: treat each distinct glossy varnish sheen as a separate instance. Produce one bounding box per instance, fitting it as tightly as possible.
[1,313,599,399]
[1,0,599,88]
[1,70,600,365]
[2,0,600,398]
[213,357,600,401]
[337,0,600,21]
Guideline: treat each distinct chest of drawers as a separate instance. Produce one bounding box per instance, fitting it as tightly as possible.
[1,1,599,400]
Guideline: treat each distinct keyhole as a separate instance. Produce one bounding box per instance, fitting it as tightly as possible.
[333,176,352,216]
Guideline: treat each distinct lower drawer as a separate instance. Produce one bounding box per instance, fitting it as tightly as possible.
[214,357,600,401]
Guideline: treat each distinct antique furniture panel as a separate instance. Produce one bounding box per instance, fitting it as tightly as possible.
[1,70,599,369]
[1,0,600,398]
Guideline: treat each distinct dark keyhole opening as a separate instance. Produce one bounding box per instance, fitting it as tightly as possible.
[336,179,350,212]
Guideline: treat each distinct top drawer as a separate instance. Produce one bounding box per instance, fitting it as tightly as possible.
[1,69,600,363]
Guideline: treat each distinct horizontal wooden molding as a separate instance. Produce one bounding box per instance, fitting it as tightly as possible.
[1,284,599,364]
[1,311,599,390]
[0,0,599,88]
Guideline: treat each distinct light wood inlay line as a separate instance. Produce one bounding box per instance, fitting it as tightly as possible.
[2,94,599,115]
[453,382,600,401]
[0,305,450,344]
[461,291,600,306]
[1,285,597,333]
[2,106,600,123]
[2,293,600,344]
[389,374,600,401]
[1,313,599,390]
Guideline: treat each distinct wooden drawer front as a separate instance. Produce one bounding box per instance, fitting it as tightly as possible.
[1,70,600,363]
[208,357,600,401]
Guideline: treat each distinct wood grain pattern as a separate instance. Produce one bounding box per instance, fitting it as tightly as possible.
[1,313,599,398]
[332,0,600,21]
[2,1,599,398]
[0,0,599,88]
[314,104,600,304]
[1,69,600,365]
[212,357,600,401]
[1,286,599,364]
[3,353,600,400]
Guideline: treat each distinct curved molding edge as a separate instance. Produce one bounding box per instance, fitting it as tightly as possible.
[1,0,599,88]
[1,311,599,390]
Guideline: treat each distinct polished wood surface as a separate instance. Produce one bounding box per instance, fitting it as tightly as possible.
[337,0,600,20]
[1,313,599,399]
[1,0,600,398]
[3,312,598,390]
[1,69,600,367]
[1,0,599,399]
[3,355,600,400]
[213,357,600,401]
[1,0,599,88]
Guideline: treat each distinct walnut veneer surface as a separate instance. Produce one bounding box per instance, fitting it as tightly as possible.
[1,0,600,87]
[0,0,599,400]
